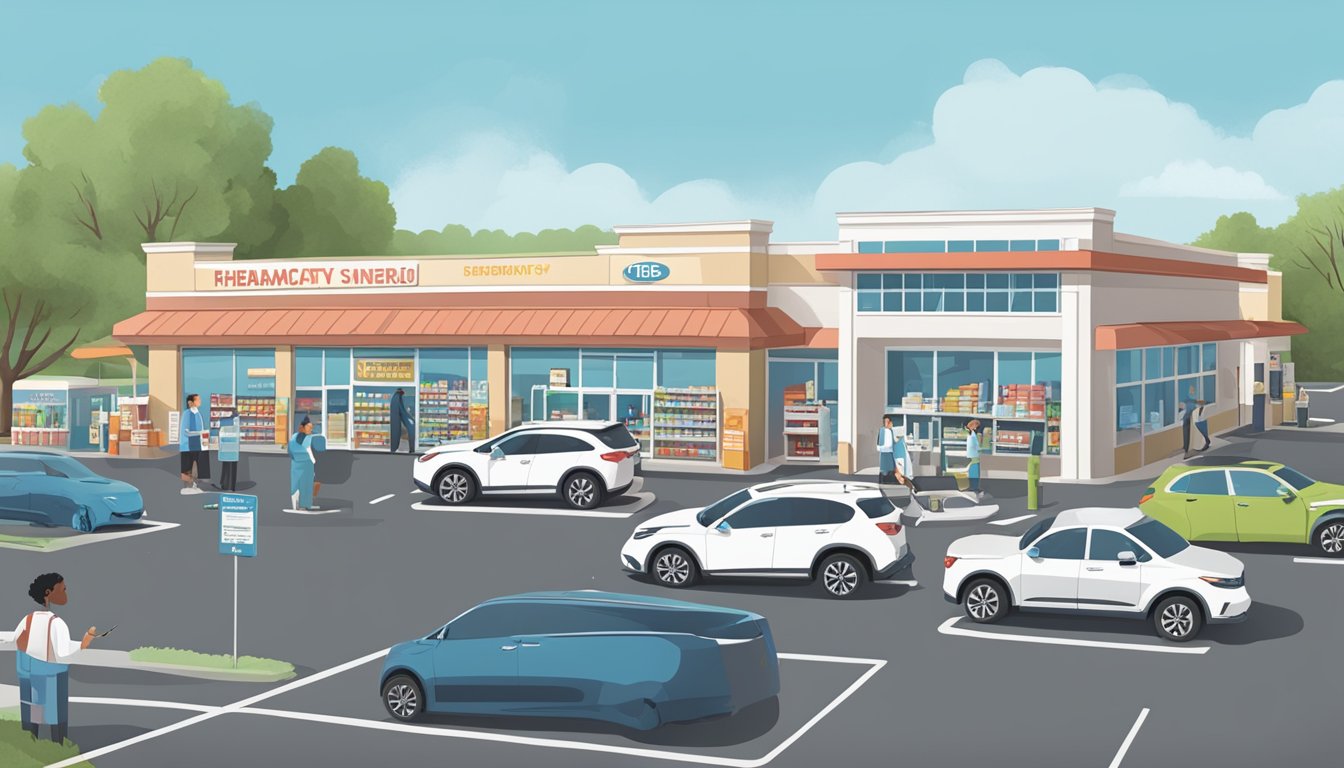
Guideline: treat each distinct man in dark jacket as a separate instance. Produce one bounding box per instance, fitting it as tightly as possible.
[389,389,415,454]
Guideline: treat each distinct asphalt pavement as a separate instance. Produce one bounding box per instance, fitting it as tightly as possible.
[0,423,1340,768]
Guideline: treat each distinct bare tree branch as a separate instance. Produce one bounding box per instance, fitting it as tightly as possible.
[15,330,81,380]
[167,186,199,241]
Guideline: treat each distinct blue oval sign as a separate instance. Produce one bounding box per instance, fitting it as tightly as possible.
[623,261,670,283]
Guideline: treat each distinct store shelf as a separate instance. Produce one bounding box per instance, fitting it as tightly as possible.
[886,407,1043,422]
[652,387,719,461]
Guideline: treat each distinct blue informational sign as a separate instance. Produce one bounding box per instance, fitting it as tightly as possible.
[622,261,670,283]
[219,423,241,463]
[218,493,258,558]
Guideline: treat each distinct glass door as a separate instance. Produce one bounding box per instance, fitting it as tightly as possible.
[616,392,652,455]
[581,391,612,421]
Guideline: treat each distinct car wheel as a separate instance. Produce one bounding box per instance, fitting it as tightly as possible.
[1153,595,1203,642]
[818,553,866,599]
[963,578,1009,624]
[651,547,700,588]
[435,469,476,505]
[71,508,94,533]
[381,674,424,722]
[1314,521,1344,557]
[562,472,603,510]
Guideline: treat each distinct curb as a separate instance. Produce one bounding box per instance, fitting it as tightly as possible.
[0,641,294,683]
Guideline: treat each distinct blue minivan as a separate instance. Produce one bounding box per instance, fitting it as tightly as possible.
[379,590,780,730]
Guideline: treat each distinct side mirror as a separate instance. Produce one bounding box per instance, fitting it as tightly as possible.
[490,447,505,460]
[1117,551,1138,566]
[1278,489,1296,503]
[716,521,731,534]
[1026,546,1041,559]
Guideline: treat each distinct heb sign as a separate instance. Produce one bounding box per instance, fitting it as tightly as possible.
[206,261,420,290]
[623,261,670,283]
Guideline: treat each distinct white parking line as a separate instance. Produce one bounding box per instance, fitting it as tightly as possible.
[72,696,219,714]
[0,520,180,554]
[1107,708,1150,768]
[989,514,1036,526]
[370,494,395,505]
[937,617,1210,655]
[410,491,655,519]
[1293,557,1344,565]
[1309,417,1336,423]
[1304,384,1344,393]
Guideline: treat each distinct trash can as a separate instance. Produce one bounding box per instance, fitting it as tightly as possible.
[1297,400,1309,428]
[1027,455,1041,511]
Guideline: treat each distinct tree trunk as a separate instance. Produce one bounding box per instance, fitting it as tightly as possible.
[0,376,13,438]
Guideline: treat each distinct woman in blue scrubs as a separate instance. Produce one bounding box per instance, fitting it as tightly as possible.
[288,417,317,511]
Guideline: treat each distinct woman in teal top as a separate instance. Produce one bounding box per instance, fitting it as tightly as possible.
[965,419,982,493]
[288,417,317,511]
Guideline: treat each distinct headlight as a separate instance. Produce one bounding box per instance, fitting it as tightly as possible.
[1199,575,1244,588]
[633,529,656,540]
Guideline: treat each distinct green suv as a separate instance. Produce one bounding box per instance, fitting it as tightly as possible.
[1140,461,1344,556]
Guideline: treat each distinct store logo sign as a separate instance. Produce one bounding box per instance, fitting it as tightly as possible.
[356,359,415,382]
[623,261,670,283]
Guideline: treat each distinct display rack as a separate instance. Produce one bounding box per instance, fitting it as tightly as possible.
[652,387,719,461]
[353,389,392,449]
[236,396,276,444]
[418,379,472,447]
[783,404,831,461]
[209,394,234,437]
[295,394,324,434]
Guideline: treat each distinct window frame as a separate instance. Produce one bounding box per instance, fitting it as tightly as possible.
[1115,342,1218,446]
[856,271,1061,316]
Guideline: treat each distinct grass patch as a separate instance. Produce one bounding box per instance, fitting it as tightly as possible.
[0,720,92,767]
[0,706,17,721]
[0,534,57,551]
[129,647,294,676]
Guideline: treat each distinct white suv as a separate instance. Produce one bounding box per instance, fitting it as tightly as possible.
[620,480,915,599]
[943,507,1250,642]
[414,421,640,510]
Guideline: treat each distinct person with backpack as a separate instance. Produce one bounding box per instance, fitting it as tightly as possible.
[12,573,97,743]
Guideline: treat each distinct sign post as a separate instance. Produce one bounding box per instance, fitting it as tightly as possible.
[218,493,258,668]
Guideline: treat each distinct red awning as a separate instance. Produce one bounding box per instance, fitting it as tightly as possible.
[1095,320,1307,350]
[113,306,814,351]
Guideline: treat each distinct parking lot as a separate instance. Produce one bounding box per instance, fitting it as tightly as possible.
[1,422,1340,767]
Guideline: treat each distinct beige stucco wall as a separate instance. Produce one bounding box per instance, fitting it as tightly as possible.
[147,345,181,435]
[274,346,293,445]
[488,345,508,437]
[146,252,199,293]
[1114,442,1143,475]
[716,349,766,467]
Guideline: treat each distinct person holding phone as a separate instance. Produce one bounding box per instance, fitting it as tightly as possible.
[12,573,97,743]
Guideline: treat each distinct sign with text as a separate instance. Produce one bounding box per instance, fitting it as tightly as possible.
[168,411,181,444]
[219,494,258,558]
[219,423,241,463]
[205,261,419,291]
[355,359,415,382]
[622,261,670,283]
[462,262,552,278]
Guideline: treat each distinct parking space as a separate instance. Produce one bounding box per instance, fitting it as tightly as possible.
[409,477,656,519]
[0,518,178,553]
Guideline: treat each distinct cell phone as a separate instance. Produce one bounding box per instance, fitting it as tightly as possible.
[97,625,117,637]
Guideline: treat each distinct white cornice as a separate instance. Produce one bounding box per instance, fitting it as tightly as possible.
[141,242,237,258]
[613,220,774,235]
[595,245,755,255]
[835,208,1116,226]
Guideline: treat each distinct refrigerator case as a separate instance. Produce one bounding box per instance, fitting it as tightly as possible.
[354,389,392,449]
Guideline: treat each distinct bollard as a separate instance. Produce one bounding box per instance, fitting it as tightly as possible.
[1027,455,1041,511]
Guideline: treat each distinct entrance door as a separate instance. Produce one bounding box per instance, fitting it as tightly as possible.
[580,391,612,421]
[326,389,350,447]
[615,392,651,454]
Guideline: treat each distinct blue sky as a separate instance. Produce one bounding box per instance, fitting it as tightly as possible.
[3,0,1343,241]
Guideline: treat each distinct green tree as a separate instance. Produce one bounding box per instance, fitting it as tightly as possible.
[249,147,396,259]
[391,223,617,255]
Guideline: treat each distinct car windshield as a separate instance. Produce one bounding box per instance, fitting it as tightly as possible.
[1126,517,1189,558]
[1019,517,1053,549]
[594,425,637,449]
[40,457,99,479]
[696,489,753,527]
[1273,466,1315,491]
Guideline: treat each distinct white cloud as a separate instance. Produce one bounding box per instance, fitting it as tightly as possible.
[392,60,1342,242]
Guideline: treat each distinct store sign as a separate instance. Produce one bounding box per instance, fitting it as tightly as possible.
[247,368,276,377]
[15,390,62,405]
[550,368,570,387]
[219,493,258,558]
[208,261,419,290]
[462,262,553,278]
[356,359,415,382]
[623,261,670,283]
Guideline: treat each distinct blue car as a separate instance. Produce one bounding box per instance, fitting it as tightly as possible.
[0,451,145,532]
[379,590,780,730]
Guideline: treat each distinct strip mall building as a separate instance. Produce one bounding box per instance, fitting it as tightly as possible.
[113,207,1304,481]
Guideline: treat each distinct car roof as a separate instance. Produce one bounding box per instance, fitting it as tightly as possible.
[480,590,755,617]
[513,420,624,433]
[1,451,66,459]
[1051,507,1145,528]
[749,479,884,498]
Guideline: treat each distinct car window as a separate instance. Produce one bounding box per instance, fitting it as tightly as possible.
[1230,470,1289,498]
[696,489,753,527]
[1273,466,1315,491]
[1181,471,1229,495]
[533,434,591,454]
[1019,517,1054,550]
[1168,474,1190,493]
[477,604,755,638]
[594,425,637,449]
[449,604,536,640]
[856,496,897,518]
[1032,528,1086,559]
[1088,529,1146,561]
[780,498,853,527]
[0,457,43,474]
[493,434,537,456]
[724,499,792,529]
[1126,517,1189,558]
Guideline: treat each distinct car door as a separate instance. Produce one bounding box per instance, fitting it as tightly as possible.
[0,458,44,524]
[772,498,852,572]
[1230,470,1306,543]
[1175,470,1236,541]
[485,433,538,491]
[1077,528,1143,610]
[431,604,524,712]
[707,498,790,573]
[1020,527,1085,606]
[528,434,592,490]
[514,604,616,709]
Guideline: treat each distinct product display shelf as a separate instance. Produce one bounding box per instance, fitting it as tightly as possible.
[353,390,392,449]
[652,387,719,461]
[236,396,276,444]
[783,404,830,461]
[209,393,235,434]
[418,381,472,447]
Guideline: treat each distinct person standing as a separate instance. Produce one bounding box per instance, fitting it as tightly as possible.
[890,425,917,493]
[877,416,896,483]
[965,419,983,494]
[216,408,240,492]
[179,393,211,495]
[1194,397,1212,452]
[288,417,318,511]
[389,388,415,454]
[1179,385,1201,458]
[13,573,96,743]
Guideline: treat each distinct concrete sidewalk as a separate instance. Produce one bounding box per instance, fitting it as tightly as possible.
[0,634,288,683]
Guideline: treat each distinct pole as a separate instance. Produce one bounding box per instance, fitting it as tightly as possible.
[233,555,238,669]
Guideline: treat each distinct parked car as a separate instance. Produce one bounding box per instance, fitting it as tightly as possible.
[943,507,1249,642]
[0,451,145,532]
[378,590,780,730]
[1141,461,1344,557]
[413,421,640,510]
[621,479,915,599]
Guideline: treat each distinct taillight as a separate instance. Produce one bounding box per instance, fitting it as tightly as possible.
[600,450,630,463]
[944,556,959,569]
[416,452,436,463]
[876,522,902,535]
[1139,488,1154,505]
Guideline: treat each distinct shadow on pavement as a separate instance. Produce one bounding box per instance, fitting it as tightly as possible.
[622,574,913,602]
[68,724,156,751]
[989,601,1303,645]
[1196,541,1313,558]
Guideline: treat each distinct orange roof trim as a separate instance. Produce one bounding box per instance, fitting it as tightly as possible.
[1096,320,1307,350]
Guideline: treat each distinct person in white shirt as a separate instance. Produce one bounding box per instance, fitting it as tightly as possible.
[13,573,96,743]
[876,417,917,493]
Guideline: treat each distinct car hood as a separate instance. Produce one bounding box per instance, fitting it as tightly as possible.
[1301,481,1344,508]
[947,534,1022,559]
[79,478,139,495]
[637,507,704,531]
[426,439,488,456]
[1165,546,1243,577]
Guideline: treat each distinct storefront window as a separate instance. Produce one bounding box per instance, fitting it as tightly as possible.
[325,348,352,386]
[511,348,581,425]
[998,353,1032,387]
[1202,343,1217,372]
[296,348,323,387]
[615,353,654,390]
[1117,385,1142,444]
[1116,344,1216,443]
[581,351,615,389]
[937,351,994,399]
[656,350,715,389]
[1145,380,1175,430]
[352,348,415,449]
[858,272,1060,314]
[886,351,935,406]
[1177,345,1199,376]
[1116,350,1142,384]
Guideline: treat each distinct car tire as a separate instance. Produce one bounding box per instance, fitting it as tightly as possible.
[1314,520,1344,557]
[651,546,700,588]
[435,469,476,505]
[562,471,603,510]
[381,674,424,722]
[818,553,867,599]
[1153,595,1203,642]
[963,578,1009,624]
[71,508,94,533]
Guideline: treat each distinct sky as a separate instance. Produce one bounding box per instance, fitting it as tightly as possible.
[2,0,1343,242]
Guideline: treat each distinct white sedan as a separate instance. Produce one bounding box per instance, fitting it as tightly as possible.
[943,507,1250,642]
